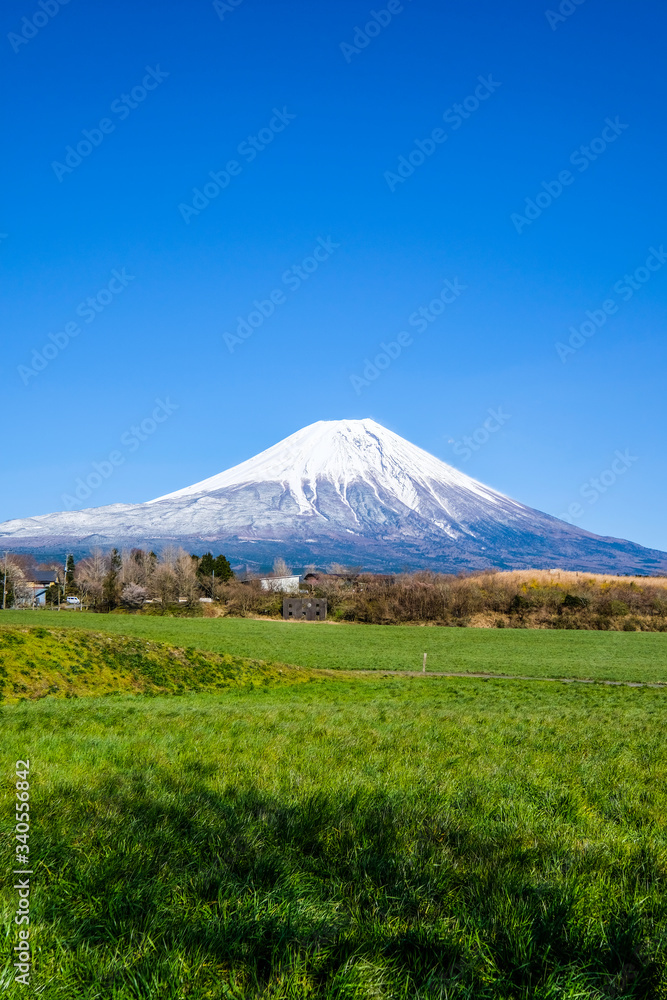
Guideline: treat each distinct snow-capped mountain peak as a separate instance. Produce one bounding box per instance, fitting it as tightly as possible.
[1,418,665,575]
[150,418,515,516]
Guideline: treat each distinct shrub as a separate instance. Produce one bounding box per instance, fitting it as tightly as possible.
[509,594,532,616]
[600,600,630,617]
[561,593,590,609]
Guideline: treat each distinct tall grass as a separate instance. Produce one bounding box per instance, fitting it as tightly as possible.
[2,677,667,997]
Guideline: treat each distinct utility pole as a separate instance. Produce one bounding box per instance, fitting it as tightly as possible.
[212,568,215,600]
[2,551,7,610]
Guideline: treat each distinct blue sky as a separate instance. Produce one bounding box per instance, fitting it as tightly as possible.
[1,0,666,551]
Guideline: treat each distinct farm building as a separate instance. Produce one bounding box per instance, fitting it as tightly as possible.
[26,571,58,605]
[261,575,301,593]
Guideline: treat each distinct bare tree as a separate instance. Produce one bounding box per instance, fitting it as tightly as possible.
[272,557,291,578]
[9,553,39,578]
[152,563,178,608]
[174,549,200,605]
[5,563,32,608]
[122,548,158,590]
[160,545,179,570]
[76,549,108,607]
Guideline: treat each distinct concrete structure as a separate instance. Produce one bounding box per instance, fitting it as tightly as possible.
[282,598,327,621]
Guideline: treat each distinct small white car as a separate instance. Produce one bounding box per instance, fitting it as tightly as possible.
[66,596,80,605]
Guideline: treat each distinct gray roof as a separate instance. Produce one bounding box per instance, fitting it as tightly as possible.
[30,572,58,584]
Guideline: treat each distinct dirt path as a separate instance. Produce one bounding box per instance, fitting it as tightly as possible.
[358,670,667,689]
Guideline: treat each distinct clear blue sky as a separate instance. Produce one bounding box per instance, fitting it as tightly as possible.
[1,0,666,551]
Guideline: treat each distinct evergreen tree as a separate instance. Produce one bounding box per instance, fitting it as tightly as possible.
[65,554,76,593]
[45,582,61,606]
[213,554,233,581]
[195,552,234,596]
[198,552,214,578]
[102,549,122,608]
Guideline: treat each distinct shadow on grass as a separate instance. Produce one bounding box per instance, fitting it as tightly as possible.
[24,767,667,999]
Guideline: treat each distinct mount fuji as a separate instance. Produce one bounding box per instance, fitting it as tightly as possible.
[1,418,665,574]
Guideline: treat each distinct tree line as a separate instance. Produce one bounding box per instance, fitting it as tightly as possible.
[1,549,233,610]
[74,548,234,609]
[3,553,666,630]
[222,568,667,631]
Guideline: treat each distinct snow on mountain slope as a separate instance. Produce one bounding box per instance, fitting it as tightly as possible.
[152,418,512,509]
[1,418,666,574]
[149,418,524,525]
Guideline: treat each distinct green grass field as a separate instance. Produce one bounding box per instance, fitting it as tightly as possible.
[2,675,667,998]
[2,610,667,682]
[2,617,667,996]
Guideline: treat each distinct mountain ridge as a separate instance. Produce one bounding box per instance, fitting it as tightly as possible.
[1,418,665,574]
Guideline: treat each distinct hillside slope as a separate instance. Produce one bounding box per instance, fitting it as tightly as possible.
[0,626,311,702]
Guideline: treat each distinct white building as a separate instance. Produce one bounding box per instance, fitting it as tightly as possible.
[260,575,301,594]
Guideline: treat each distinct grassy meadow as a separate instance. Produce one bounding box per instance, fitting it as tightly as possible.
[2,672,667,998]
[2,610,667,682]
[1,620,667,997]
